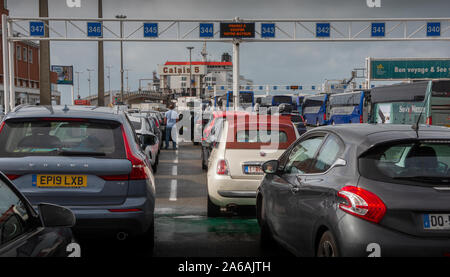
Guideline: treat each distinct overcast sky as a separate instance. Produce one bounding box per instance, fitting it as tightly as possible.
[8,0,450,104]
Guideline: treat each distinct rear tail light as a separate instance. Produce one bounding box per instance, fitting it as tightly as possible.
[323,113,327,122]
[121,126,150,180]
[216,159,230,175]
[426,116,432,125]
[360,115,363,123]
[6,174,21,181]
[338,186,386,223]
[0,121,5,134]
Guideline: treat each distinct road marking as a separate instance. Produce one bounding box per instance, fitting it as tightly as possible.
[169,179,177,201]
[169,165,178,201]
[174,150,179,163]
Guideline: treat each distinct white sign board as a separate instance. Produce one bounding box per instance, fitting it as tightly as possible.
[158,65,207,76]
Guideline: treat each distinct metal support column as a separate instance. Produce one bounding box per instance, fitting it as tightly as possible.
[7,19,15,110]
[232,40,240,111]
[2,14,10,113]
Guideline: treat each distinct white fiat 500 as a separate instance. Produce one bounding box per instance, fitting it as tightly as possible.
[206,114,299,216]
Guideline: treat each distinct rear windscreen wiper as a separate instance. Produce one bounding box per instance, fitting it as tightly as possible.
[58,151,106,157]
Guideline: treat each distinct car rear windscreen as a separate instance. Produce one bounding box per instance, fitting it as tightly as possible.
[237,130,288,143]
[0,119,126,158]
[359,140,450,186]
[273,96,292,105]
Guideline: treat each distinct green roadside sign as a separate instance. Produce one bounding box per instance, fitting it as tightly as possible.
[370,59,450,80]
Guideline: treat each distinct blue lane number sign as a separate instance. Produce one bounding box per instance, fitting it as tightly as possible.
[316,23,330,38]
[30,22,45,37]
[261,23,275,38]
[144,23,158,38]
[87,22,102,37]
[427,22,441,37]
[371,22,385,37]
[200,23,214,38]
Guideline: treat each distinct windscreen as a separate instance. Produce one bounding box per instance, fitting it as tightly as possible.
[273,96,292,105]
[0,119,126,158]
[359,140,450,186]
[240,93,254,104]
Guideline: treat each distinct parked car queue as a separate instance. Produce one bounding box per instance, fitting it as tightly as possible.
[197,103,450,256]
[0,103,449,257]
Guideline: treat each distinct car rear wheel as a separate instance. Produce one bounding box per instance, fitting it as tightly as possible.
[317,231,339,257]
[207,195,221,217]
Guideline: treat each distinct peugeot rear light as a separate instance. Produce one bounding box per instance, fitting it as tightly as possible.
[121,126,150,180]
[338,186,386,223]
[216,159,230,175]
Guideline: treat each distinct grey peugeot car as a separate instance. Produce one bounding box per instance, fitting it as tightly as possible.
[0,105,156,245]
[257,124,450,257]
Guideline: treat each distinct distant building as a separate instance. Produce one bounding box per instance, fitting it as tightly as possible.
[0,0,60,110]
[158,51,253,97]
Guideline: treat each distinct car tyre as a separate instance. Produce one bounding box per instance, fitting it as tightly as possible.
[316,231,339,257]
[207,195,221,217]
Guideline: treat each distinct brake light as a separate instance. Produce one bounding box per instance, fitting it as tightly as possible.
[216,159,229,175]
[121,126,150,180]
[426,116,432,125]
[360,115,363,123]
[323,113,327,122]
[6,174,21,181]
[0,121,5,134]
[338,186,386,223]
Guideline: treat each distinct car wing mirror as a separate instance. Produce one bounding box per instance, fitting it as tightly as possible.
[261,160,280,174]
[38,203,76,228]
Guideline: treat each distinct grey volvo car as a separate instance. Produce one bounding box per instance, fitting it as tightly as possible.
[0,105,156,244]
[257,124,450,257]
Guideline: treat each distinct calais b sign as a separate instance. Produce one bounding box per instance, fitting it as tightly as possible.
[158,65,207,76]
[370,59,450,80]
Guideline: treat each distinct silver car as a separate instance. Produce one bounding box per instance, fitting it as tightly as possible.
[0,105,156,245]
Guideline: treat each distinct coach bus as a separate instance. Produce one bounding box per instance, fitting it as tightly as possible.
[327,91,368,124]
[272,95,293,106]
[303,94,329,126]
[369,80,450,127]
[215,91,255,110]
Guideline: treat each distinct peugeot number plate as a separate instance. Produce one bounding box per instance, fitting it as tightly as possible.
[423,214,450,230]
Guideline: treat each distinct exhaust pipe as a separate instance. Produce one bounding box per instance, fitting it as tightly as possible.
[116,232,128,241]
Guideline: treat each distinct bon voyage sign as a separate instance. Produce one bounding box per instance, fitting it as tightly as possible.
[370,58,450,80]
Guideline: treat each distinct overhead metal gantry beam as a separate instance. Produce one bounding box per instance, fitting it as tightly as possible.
[2,16,450,112]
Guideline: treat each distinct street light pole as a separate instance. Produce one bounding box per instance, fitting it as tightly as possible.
[116,14,127,103]
[106,65,112,104]
[75,71,83,99]
[187,46,194,97]
[86,68,94,98]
